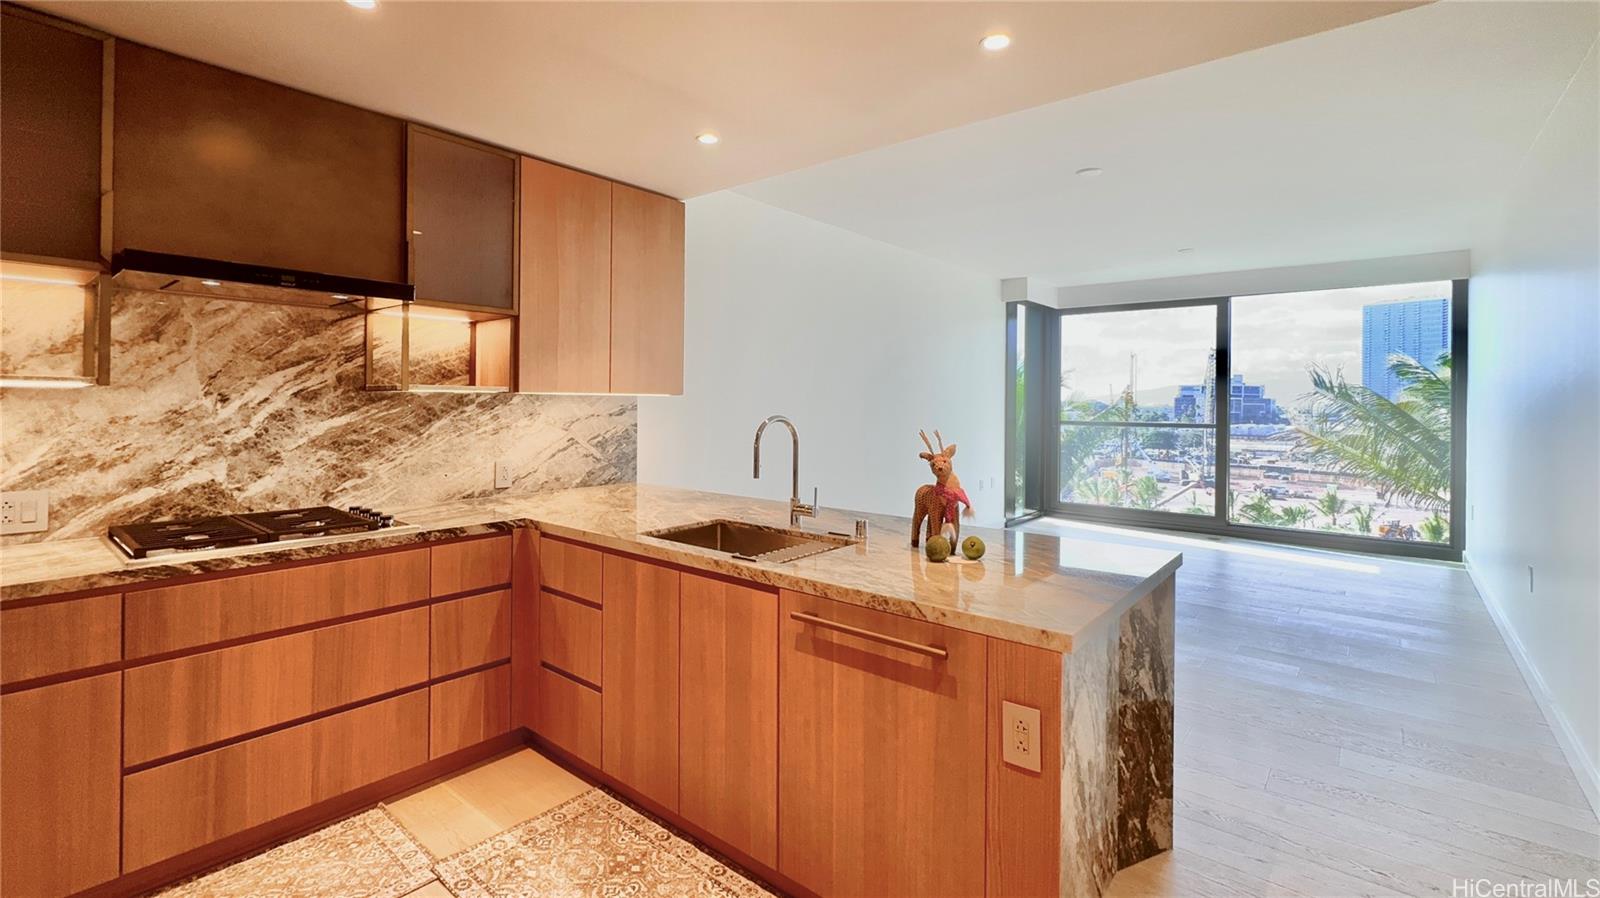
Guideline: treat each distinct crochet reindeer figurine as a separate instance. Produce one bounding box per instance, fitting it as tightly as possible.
[911,430,974,547]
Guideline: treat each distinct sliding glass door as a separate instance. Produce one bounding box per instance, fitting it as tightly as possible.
[1007,279,1466,559]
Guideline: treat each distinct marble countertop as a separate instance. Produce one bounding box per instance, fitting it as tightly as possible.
[0,484,1181,651]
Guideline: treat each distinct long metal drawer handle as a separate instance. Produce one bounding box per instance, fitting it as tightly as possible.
[789,611,949,659]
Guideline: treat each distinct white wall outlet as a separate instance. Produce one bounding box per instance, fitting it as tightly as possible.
[0,490,49,535]
[1001,700,1041,773]
[493,460,513,490]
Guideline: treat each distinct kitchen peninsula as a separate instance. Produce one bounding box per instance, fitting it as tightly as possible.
[0,484,1178,898]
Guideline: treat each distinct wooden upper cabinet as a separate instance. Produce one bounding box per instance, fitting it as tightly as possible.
[112,41,405,281]
[408,126,516,311]
[610,184,685,395]
[518,156,611,393]
[0,10,103,264]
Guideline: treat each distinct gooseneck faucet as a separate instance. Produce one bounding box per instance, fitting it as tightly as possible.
[753,414,817,528]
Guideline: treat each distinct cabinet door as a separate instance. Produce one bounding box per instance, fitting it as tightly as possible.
[517,156,611,392]
[408,126,516,311]
[1,673,121,897]
[601,553,680,810]
[113,41,405,281]
[609,183,685,395]
[679,574,778,868]
[0,10,102,263]
[778,590,987,898]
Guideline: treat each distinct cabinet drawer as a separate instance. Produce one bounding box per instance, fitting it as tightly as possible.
[431,664,512,758]
[538,590,601,685]
[122,689,428,872]
[431,589,512,677]
[1,594,121,684]
[125,549,429,658]
[535,665,601,768]
[431,535,513,596]
[124,608,429,766]
[538,537,602,603]
[1,672,121,897]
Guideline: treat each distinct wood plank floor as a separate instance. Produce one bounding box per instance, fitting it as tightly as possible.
[1020,517,1600,897]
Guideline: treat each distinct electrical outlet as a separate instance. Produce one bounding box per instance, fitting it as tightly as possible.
[1002,700,1041,772]
[493,460,513,490]
[0,490,49,535]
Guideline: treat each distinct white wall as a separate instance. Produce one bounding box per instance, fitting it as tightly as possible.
[1466,39,1599,808]
[639,192,1004,526]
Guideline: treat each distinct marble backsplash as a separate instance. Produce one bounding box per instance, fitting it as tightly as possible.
[0,289,635,543]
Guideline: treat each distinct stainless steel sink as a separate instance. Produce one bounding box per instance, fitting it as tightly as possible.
[645,518,852,563]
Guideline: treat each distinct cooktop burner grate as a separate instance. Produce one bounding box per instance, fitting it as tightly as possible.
[108,505,396,560]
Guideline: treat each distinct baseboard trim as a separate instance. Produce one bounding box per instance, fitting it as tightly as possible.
[1463,550,1600,817]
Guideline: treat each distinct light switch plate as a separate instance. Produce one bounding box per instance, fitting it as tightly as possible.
[0,490,49,535]
[1002,700,1041,772]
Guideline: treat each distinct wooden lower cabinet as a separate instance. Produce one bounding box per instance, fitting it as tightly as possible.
[430,663,512,758]
[124,607,430,766]
[536,665,602,766]
[0,673,122,898]
[539,589,602,685]
[431,589,512,677]
[124,548,428,658]
[431,535,513,596]
[601,554,680,811]
[777,590,988,898]
[1,593,121,684]
[679,573,779,868]
[122,689,430,871]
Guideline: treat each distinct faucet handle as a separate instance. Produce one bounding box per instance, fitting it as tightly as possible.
[792,487,819,519]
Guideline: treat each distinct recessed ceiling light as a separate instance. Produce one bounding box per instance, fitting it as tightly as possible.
[1075,167,1104,178]
[346,0,377,8]
[200,279,223,287]
[696,132,720,145]
[981,33,1012,51]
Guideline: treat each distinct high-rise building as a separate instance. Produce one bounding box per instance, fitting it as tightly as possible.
[1173,374,1283,424]
[1362,299,1450,401]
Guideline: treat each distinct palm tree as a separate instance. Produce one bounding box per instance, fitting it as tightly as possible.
[1076,476,1120,506]
[1420,513,1449,543]
[1238,494,1279,525]
[1058,399,1123,502]
[1314,488,1349,528]
[1279,505,1316,527]
[1352,504,1376,535]
[1130,475,1163,509]
[1296,353,1451,510]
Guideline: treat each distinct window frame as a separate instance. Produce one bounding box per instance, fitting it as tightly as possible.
[1006,279,1468,561]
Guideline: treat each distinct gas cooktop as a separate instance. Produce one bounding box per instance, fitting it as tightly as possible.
[108,505,411,563]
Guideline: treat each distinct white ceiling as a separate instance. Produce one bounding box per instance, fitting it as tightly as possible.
[33,1,1415,199]
[736,1,1600,288]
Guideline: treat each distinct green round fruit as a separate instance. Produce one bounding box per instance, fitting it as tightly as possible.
[924,535,952,562]
[961,535,986,560]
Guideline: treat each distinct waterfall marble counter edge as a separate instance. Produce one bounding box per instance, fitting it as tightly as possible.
[0,483,1181,653]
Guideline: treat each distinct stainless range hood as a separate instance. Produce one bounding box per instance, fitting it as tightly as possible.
[110,250,414,310]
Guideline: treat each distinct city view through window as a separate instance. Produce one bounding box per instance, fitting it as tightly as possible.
[1055,282,1455,544]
